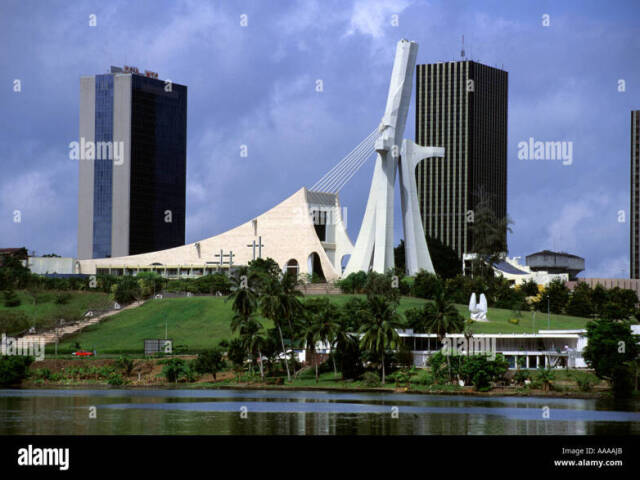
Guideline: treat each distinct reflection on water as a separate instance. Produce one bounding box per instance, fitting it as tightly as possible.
[1,388,639,435]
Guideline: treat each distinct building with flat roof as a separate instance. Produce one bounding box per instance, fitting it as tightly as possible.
[525,250,584,280]
[77,66,187,260]
[415,60,508,257]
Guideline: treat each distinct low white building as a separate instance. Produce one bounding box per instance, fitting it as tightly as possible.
[27,256,76,275]
[398,329,588,369]
[463,254,569,286]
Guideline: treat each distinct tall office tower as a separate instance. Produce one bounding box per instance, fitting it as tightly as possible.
[78,66,187,259]
[631,110,640,278]
[415,60,508,258]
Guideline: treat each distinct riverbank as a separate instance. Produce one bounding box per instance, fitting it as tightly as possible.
[18,357,622,400]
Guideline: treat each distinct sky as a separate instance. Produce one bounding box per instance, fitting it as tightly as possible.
[1,0,639,277]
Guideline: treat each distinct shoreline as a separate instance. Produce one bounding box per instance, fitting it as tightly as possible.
[15,380,614,400]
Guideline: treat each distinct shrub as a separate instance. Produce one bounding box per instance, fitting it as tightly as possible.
[160,358,198,383]
[54,293,72,305]
[411,369,434,386]
[107,372,125,386]
[575,374,596,392]
[536,368,555,392]
[193,349,226,380]
[112,276,141,304]
[0,356,34,385]
[361,371,381,387]
[394,370,411,387]
[115,356,135,376]
[336,271,368,294]
[34,368,52,381]
[412,271,443,300]
[3,289,21,307]
[161,358,186,383]
[513,369,530,385]
[0,311,30,335]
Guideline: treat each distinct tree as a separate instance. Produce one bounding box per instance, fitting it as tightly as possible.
[0,356,33,385]
[566,282,593,318]
[259,273,303,382]
[227,338,247,380]
[0,250,30,291]
[3,289,21,307]
[194,349,226,381]
[423,289,465,341]
[541,279,569,314]
[607,287,638,319]
[425,235,462,279]
[393,240,406,273]
[363,271,400,304]
[536,368,555,392]
[112,276,140,304]
[412,271,443,300]
[591,284,608,316]
[136,271,163,298]
[226,268,259,318]
[520,279,539,297]
[468,194,513,279]
[161,358,187,383]
[422,287,465,381]
[359,295,403,384]
[583,318,639,398]
[336,271,368,294]
[304,298,340,377]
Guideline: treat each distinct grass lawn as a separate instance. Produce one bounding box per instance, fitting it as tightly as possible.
[55,296,274,354]
[54,294,592,355]
[0,290,112,330]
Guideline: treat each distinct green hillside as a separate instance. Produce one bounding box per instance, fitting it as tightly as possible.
[0,290,112,332]
[54,294,592,354]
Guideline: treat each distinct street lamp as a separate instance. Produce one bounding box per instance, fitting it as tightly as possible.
[547,295,550,329]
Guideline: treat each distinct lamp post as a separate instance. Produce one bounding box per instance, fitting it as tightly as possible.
[547,295,550,329]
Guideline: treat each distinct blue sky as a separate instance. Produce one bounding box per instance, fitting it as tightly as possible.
[1,0,639,277]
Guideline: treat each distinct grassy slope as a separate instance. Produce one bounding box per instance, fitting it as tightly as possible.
[0,290,112,327]
[55,294,591,354]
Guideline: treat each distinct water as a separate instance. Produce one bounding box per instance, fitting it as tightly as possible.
[1,388,639,435]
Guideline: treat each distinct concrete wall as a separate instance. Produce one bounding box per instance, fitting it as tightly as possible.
[77,76,95,259]
[111,74,132,257]
[28,257,75,275]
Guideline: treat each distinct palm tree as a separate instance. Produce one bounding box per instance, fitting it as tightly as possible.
[312,302,340,376]
[242,319,267,381]
[423,288,465,382]
[359,295,403,384]
[226,267,259,317]
[260,273,303,382]
[423,289,465,340]
[299,315,322,383]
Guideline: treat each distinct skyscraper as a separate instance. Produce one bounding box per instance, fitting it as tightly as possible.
[631,110,640,278]
[415,60,508,257]
[77,66,187,259]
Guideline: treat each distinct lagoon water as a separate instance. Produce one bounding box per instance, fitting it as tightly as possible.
[1,388,639,435]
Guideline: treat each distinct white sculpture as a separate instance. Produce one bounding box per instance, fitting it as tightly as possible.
[469,293,488,322]
[344,39,442,276]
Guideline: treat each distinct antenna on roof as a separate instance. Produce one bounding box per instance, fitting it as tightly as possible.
[461,35,466,59]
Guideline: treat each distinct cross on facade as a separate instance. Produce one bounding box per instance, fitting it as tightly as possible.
[214,249,235,268]
[246,236,265,260]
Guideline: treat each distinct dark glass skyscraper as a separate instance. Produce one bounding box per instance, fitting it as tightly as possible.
[631,110,640,278]
[415,60,508,257]
[78,67,187,259]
